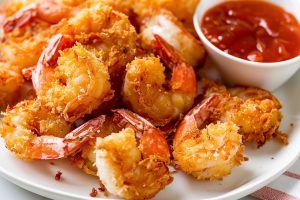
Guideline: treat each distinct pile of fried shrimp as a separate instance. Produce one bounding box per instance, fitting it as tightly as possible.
[0,0,288,199]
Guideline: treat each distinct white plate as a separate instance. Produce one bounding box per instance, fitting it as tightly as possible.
[1,0,300,198]
[1,64,300,200]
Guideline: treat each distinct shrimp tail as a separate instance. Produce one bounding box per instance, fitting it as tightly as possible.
[113,109,170,161]
[22,66,35,80]
[2,4,37,34]
[41,33,76,67]
[152,34,197,96]
[152,34,183,69]
[33,33,75,92]
[188,94,220,128]
[113,108,155,132]
[2,1,69,34]
[31,116,105,160]
[174,94,220,146]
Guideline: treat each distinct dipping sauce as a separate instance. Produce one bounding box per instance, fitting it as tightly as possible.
[201,1,300,62]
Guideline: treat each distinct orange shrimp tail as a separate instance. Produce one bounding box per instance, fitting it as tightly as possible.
[171,64,197,96]
[22,66,35,80]
[2,1,69,34]
[188,95,220,128]
[41,33,76,67]
[152,34,197,96]
[114,109,155,131]
[2,4,37,34]
[31,116,105,160]
[114,109,170,160]
[33,33,75,92]
[140,129,170,161]
[152,34,182,69]
[174,95,220,146]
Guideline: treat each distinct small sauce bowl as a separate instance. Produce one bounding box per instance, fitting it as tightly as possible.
[194,0,300,91]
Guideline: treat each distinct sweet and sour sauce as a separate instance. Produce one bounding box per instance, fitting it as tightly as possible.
[201,1,300,62]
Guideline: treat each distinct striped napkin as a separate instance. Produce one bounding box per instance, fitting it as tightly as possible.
[252,158,300,200]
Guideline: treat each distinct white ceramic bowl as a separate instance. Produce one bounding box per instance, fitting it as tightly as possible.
[194,0,300,91]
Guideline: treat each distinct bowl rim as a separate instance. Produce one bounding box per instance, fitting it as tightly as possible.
[193,0,300,69]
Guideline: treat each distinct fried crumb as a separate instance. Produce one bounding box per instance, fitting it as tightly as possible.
[97,181,109,197]
[271,157,274,160]
[104,190,109,197]
[90,188,98,197]
[275,132,289,145]
[290,123,294,127]
[49,162,55,165]
[244,157,249,161]
[98,186,105,192]
[69,153,84,168]
[98,181,107,192]
[55,171,62,181]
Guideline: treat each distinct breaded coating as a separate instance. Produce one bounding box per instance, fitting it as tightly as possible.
[203,79,283,147]
[96,129,172,200]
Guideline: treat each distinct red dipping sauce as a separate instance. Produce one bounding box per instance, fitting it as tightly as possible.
[201,1,300,62]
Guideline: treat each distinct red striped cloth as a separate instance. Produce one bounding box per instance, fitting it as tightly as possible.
[252,159,300,200]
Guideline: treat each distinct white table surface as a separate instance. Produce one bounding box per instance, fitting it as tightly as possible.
[0,175,257,200]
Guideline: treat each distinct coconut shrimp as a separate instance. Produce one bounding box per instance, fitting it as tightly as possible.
[140,10,205,67]
[0,0,84,70]
[33,34,113,122]
[123,35,197,126]
[70,115,121,176]
[72,108,171,176]
[130,0,200,31]
[2,0,84,33]
[1,100,104,160]
[203,79,283,147]
[173,95,245,180]
[33,4,137,121]
[0,62,24,110]
[0,0,35,22]
[0,19,55,70]
[95,109,172,199]
[63,3,137,78]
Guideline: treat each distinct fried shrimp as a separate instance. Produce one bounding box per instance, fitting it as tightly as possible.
[123,35,197,126]
[33,34,113,122]
[0,19,55,69]
[0,0,35,20]
[0,0,84,70]
[72,108,171,176]
[95,109,172,199]
[1,100,104,160]
[130,0,200,30]
[33,4,138,122]
[173,95,245,180]
[70,115,121,176]
[2,0,82,33]
[0,63,24,110]
[0,0,288,197]
[203,80,283,147]
[141,10,205,67]
[72,109,172,198]
[64,3,137,78]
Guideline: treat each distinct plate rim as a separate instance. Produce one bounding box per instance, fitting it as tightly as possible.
[0,139,300,200]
